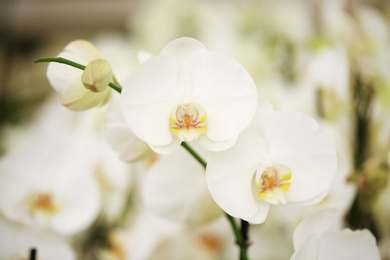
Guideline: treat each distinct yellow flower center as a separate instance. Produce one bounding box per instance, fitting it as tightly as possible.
[170,103,207,142]
[29,193,59,215]
[257,164,292,205]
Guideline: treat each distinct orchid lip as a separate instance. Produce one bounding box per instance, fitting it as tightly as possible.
[170,102,207,142]
[256,163,292,205]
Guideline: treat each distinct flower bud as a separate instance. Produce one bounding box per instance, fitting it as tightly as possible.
[47,40,112,111]
[82,59,113,93]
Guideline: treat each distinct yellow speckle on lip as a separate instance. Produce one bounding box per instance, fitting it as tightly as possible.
[170,103,207,142]
[257,164,292,205]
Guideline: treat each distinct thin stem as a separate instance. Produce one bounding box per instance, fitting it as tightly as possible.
[180,142,207,168]
[35,57,122,94]
[240,219,250,260]
[226,213,242,244]
[35,57,86,70]
[180,142,249,259]
[227,214,249,260]
[108,82,122,94]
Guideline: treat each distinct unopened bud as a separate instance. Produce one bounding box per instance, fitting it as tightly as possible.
[82,59,113,92]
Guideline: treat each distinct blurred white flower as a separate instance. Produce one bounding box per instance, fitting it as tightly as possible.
[320,0,356,45]
[94,134,135,224]
[121,37,257,154]
[261,0,313,45]
[0,215,75,260]
[354,6,390,58]
[114,209,183,260]
[291,208,380,260]
[0,97,101,236]
[47,40,112,111]
[100,210,234,260]
[141,145,222,226]
[148,217,234,260]
[303,46,349,102]
[206,100,337,224]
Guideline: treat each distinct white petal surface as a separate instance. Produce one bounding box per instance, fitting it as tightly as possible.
[121,56,181,146]
[142,146,221,226]
[290,233,321,260]
[196,134,237,152]
[206,130,266,223]
[293,208,337,250]
[64,40,102,61]
[149,137,182,155]
[161,37,207,60]
[105,95,154,162]
[191,52,257,142]
[317,230,380,260]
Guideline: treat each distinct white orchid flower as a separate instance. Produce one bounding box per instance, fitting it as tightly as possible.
[291,208,380,260]
[47,40,112,111]
[206,100,337,224]
[0,97,101,236]
[121,37,257,154]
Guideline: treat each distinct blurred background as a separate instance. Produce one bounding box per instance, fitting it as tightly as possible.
[1,0,390,259]
[0,0,389,126]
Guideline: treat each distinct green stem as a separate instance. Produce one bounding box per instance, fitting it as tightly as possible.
[180,142,249,260]
[34,57,122,94]
[240,219,250,260]
[180,142,207,168]
[226,214,249,260]
[345,72,380,239]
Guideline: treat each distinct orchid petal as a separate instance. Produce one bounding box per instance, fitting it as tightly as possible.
[191,52,257,142]
[105,96,154,162]
[196,134,237,152]
[293,208,337,250]
[121,56,180,146]
[161,37,207,60]
[290,234,321,260]
[206,130,266,222]
[149,136,182,155]
[64,40,102,61]
[317,230,380,260]
[60,78,111,111]
[142,146,221,225]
